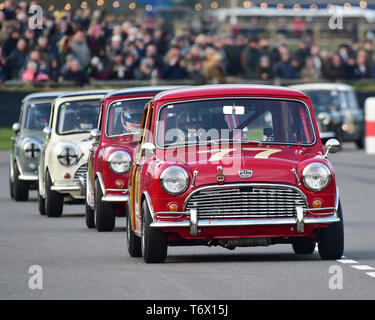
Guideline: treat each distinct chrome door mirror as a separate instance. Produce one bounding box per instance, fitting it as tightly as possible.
[12,122,20,134]
[325,139,341,156]
[141,142,156,158]
[90,128,101,141]
[43,126,51,138]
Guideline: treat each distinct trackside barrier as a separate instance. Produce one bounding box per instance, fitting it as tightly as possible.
[365,97,375,155]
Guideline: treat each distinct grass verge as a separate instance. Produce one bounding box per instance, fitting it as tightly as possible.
[0,128,13,151]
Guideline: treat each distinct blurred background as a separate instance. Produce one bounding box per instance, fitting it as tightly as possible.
[2,0,375,146]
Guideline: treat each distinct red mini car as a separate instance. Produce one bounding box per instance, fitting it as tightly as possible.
[127,85,344,263]
[86,87,179,231]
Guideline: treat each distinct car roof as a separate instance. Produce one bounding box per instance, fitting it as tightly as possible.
[153,84,308,103]
[290,83,354,92]
[104,86,184,99]
[23,91,68,102]
[58,90,112,99]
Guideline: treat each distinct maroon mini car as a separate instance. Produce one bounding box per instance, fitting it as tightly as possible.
[85,87,179,231]
[127,85,344,263]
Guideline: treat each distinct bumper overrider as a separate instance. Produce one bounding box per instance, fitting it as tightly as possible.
[149,184,341,237]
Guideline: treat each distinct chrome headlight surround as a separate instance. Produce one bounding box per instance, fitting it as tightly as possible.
[108,151,131,174]
[23,139,42,159]
[302,162,331,192]
[160,166,189,195]
[57,145,79,166]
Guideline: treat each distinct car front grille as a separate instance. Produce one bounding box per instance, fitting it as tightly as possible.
[185,185,307,219]
[74,163,87,183]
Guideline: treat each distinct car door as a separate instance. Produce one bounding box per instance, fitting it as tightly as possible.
[87,100,104,202]
[131,102,154,233]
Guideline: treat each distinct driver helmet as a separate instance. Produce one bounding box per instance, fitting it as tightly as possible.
[78,106,97,130]
[34,107,50,129]
[120,106,142,134]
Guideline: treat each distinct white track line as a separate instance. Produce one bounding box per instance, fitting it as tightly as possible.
[351,265,375,271]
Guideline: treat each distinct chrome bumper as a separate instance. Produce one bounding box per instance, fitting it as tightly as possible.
[51,179,81,193]
[151,215,340,229]
[19,173,38,181]
[151,206,339,236]
[51,184,81,192]
[102,194,129,203]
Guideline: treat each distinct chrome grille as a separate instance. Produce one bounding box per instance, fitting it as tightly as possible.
[74,163,88,182]
[185,185,307,219]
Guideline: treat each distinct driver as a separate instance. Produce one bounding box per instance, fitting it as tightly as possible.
[120,106,143,134]
[34,107,50,129]
[78,107,98,131]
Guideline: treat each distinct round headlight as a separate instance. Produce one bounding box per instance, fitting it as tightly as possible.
[160,166,189,195]
[108,151,131,174]
[57,145,79,166]
[23,140,41,159]
[302,163,331,191]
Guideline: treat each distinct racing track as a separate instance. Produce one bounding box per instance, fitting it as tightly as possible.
[0,143,375,299]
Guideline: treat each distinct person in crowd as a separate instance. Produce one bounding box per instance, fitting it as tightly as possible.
[1,1,375,85]
[242,37,260,79]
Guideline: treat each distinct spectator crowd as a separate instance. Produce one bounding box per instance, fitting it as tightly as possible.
[1,0,375,85]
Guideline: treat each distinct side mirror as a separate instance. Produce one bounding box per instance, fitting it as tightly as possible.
[325,139,341,156]
[12,123,20,134]
[43,126,51,138]
[90,128,101,141]
[141,142,156,158]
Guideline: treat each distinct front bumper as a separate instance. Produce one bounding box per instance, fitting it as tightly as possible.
[51,179,83,198]
[151,204,339,237]
[19,173,38,182]
[102,193,129,203]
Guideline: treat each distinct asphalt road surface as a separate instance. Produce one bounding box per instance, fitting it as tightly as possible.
[1,143,375,300]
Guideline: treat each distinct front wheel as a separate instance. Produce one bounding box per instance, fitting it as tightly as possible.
[13,164,29,201]
[126,201,142,257]
[94,179,115,232]
[85,201,95,229]
[141,201,168,263]
[318,201,344,260]
[45,171,64,218]
[292,240,316,255]
[38,189,46,216]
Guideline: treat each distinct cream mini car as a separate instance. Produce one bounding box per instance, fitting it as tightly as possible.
[38,90,110,217]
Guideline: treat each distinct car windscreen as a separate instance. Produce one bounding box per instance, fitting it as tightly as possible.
[106,98,149,137]
[156,98,315,147]
[56,99,100,135]
[308,90,359,111]
[24,102,51,130]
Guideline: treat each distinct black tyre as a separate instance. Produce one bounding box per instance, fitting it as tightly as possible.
[45,171,64,218]
[355,137,364,149]
[94,179,115,232]
[292,240,316,255]
[9,164,14,199]
[318,201,344,260]
[126,201,142,257]
[38,188,46,216]
[85,200,95,229]
[13,164,29,201]
[141,201,168,263]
